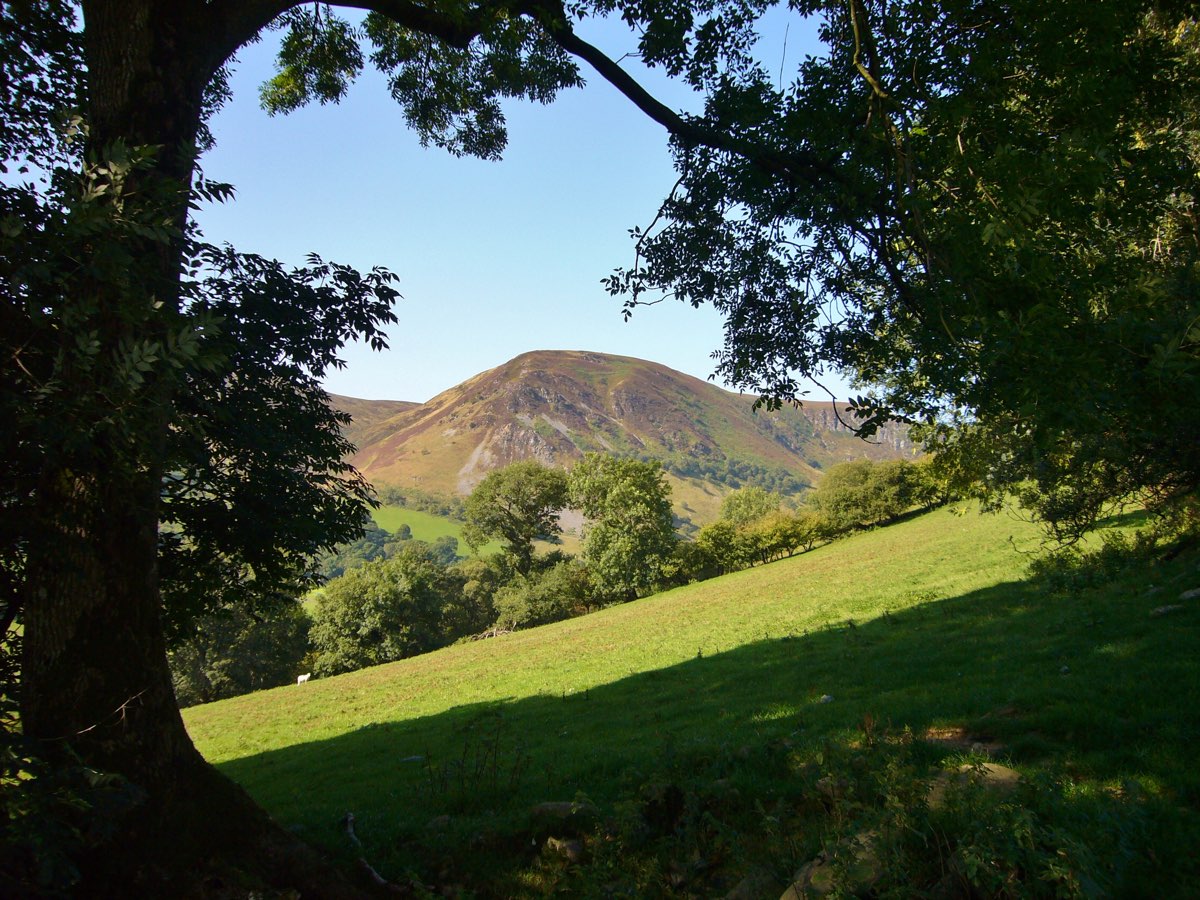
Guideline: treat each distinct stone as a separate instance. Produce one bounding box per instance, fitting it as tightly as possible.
[817,694,834,704]
[1151,604,1184,617]
[784,832,881,898]
[724,867,775,900]
[815,775,847,800]
[545,836,584,863]
[927,763,1021,810]
[1179,587,1200,601]
[530,800,599,835]
[531,800,599,820]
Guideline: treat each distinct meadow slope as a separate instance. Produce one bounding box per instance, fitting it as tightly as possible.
[184,505,1200,894]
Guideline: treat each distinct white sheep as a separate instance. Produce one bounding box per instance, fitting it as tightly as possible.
[296,673,311,685]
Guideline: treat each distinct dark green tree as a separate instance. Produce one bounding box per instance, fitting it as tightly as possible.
[811,460,915,533]
[463,460,569,575]
[492,558,593,628]
[569,454,677,601]
[168,600,311,707]
[694,518,749,576]
[3,2,749,888]
[444,555,507,637]
[309,543,458,676]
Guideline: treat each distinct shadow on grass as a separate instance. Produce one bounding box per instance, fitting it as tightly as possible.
[217,553,1200,890]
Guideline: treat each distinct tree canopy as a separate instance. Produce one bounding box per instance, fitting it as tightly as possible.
[462,460,569,575]
[719,485,781,528]
[609,0,1200,538]
[569,453,676,600]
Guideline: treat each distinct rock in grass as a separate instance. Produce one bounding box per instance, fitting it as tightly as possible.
[927,763,1021,811]
[724,867,775,900]
[1151,604,1185,618]
[1179,587,1200,601]
[784,832,882,898]
[531,800,598,819]
[545,836,584,863]
[816,694,834,704]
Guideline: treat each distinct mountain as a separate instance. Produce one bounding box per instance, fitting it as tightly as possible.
[326,395,421,450]
[332,350,915,527]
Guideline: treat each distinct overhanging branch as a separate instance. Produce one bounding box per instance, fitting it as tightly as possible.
[205,0,491,75]
[539,12,841,188]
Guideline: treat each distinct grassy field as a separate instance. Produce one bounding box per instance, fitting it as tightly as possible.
[370,505,479,546]
[370,503,582,557]
[185,505,1200,895]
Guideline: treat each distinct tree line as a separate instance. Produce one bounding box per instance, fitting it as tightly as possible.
[169,454,948,702]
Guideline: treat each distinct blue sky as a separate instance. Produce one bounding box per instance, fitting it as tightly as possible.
[194,10,848,403]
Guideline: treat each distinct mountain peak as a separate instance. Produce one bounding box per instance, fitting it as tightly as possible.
[333,350,914,526]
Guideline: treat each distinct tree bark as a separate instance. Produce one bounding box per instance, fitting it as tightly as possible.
[18,2,374,894]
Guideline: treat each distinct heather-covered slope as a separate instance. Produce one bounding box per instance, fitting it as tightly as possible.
[333,351,914,522]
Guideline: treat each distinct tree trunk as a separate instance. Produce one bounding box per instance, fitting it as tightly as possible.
[18,2,374,894]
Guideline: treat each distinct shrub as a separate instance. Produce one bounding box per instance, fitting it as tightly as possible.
[493,560,593,629]
[309,545,458,675]
[169,599,310,706]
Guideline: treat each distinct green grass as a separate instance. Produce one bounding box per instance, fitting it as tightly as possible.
[184,505,1200,894]
[371,503,580,558]
[370,505,471,543]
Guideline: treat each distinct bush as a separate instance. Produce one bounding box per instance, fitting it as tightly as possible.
[493,560,594,629]
[169,599,310,707]
[811,459,920,534]
[309,544,459,676]
[445,556,507,639]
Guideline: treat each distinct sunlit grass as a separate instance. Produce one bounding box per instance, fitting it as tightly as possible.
[184,504,1200,891]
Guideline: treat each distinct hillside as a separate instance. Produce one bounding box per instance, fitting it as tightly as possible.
[184,507,1200,895]
[332,350,915,524]
[326,394,420,450]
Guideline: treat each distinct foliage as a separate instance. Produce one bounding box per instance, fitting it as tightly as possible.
[377,485,467,520]
[569,454,677,601]
[810,459,922,534]
[694,519,748,576]
[314,515,408,580]
[158,243,400,639]
[264,4,584,159]
[426,534,462,567]
[655,451,808,497]
[168,599,311,707]
[2,146,400,647]
[463,460,569,575]
[693,507,829,578]
[492,558,594,629]
[309,544,459,676]
[740,509,822,564]
[608,0,1200,540]
[445,555,508,638]
[718,485,781,528]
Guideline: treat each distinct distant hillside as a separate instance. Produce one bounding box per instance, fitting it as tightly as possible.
[326,394,420,450]
[332,350,915,526]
